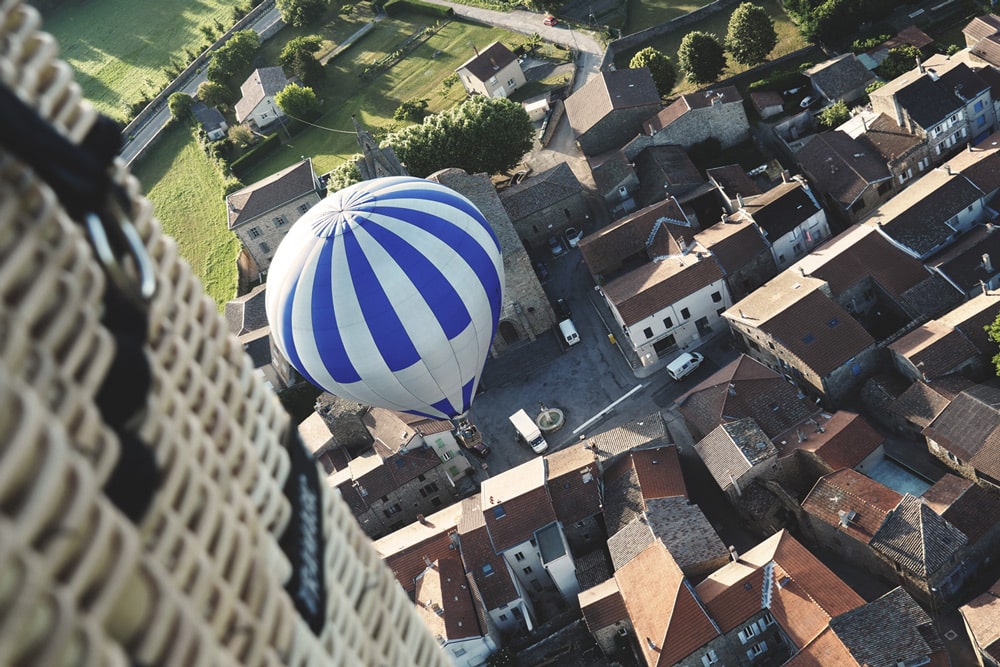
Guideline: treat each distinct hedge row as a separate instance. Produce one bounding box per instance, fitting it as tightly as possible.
[383,0,453,19]
[230,132,281,176]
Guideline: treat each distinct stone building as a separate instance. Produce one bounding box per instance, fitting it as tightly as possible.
[564,68,662,156]
[498,162,589,250]
[429,168,556,356]
[642,86,749,151]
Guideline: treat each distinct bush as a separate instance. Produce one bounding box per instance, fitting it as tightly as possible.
[747,67,811,92]
[223,176,246,196]
[383,0,453,18]
[230,133,282,176]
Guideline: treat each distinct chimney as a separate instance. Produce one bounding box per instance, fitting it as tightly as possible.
[969,142,974,152]
[418,514,430,526]
[736,193,745,209]
[945,164,953,176]
[781,169,790,183]
[916,55,924,73]
[982,280,989,296]
[490,57,499,70]
[646,637,660,652]
[989,222,996,234]
[798,266,806,277]
[728,545,740,562]
[984,253,993,273]
[892,94,905,128]
[728,383,737,396]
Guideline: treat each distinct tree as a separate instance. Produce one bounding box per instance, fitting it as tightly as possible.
[207,29,260,84]
[394,98,429,123]
[280,35,325,86]
[817,100,850,129]
[327,159,362,193]
[197,80,231,107]
[726,2,778,67]
[228,124,254,147]
[384,96,533,178]
[168,92,194,120]
[677,31,727,85]
[276,0,328,27]
[987,312,1000,376]
[274,83,320,120]
[629,47,677,97]
[879,45,921,80]
[865,79,885,95]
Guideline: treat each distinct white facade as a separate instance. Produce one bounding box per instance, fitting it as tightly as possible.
[486,579,535,633]
[929,111,968,157]
[769,207,830,270]
[443,635,498,667]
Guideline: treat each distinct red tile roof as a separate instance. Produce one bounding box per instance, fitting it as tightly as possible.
[784,628,859,666]
[961,577,1000,661]
[644,86,742,134]
[579,578,628,632]
[923,473,1000,544]
[375,503,464,593]
[579,198,693,277]
[616,540,719,666]
[964,14,1000,44]
[546,443,603,524]
[794,411,885,470]
[802,469,902,544]
[483,484,558,553]
[631,445,687,500]
[458,497,518,610]
[603,253,725,326]
[414,553,484,641]
[695,217,769,275]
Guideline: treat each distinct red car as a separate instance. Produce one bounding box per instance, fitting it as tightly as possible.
[543,15,558,26]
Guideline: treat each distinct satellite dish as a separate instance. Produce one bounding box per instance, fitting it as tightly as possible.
[266,176,504,420]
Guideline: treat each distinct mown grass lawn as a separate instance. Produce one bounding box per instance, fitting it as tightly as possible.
[131,123,239,308]
[43,0,235,124]
[624,0,711,35]
[616,0,808,95]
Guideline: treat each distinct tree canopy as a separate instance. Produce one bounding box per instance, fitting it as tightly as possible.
[817,100,850,129]
[879,45,922,80]
[629,47,677,97]
[326,158,362,193]
[383,96,533,178]
[279,35,325,86]
[197,81,231,107]
[394,98,430,123]
[275,83,320,120]
[678,31,727,85]
[207,30,260,84]
[168,92,194,120]
[276,0,328,27]
[987,313,1000,376]
[725,2,778,67]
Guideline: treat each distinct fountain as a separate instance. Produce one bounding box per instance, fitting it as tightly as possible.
[536,407,565,434]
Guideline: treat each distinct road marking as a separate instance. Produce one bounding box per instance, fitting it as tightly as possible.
[572,384,644,435]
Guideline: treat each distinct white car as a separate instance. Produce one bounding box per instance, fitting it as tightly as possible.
[800,95,819,109]
[565,226,582,247]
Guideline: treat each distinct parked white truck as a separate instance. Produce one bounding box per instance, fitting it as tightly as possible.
[509,409,548,454]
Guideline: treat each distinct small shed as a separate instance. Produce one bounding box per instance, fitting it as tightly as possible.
[750,91,784,119]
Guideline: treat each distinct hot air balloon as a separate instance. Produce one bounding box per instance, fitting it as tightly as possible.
[265,176,504,421]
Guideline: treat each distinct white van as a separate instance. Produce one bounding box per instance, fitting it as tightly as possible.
[666,352,704,381]
[558,319,580,347]
[509,409,548,454]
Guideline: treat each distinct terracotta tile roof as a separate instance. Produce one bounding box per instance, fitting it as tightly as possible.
[794,224,930,299]
[889,320,980,378]
[749,90,783,114]
[964,13,1000,43]
[939,289,1000,353]
[830,587,945,667]
[579,578,628,632]
[631,445,687,499]
[697,530,864,648]
[498,162,582,221]
[889,375,974,428]
[922,382,1000,478]
[784,627,860,666]
[865,168,985,258]
[857,112,923,162]
[603,252,725,326]
[458,496,518,610]
[677,354,820,440]
[921,472,973,514]
[695,419,776,493]
[583,412,670,464]
[943,132,1000,195]
[870,494,968,578]
[414,552,484,641]
[741,180,822,241]
[375,503,463,592]
[226,158,316,229]
[608,515,655,571]
[579,198,694,278]
[706,163,763,198]
[805,54,875,102]
[616,540,720,666]
[793,411,884,470]
[644,496,728,572]
[923,473,1000,544]
[802,469,902,544]
[234,66,288,122]
[546,443,602,525]
[455,41,517,83]
[565,68,660,137]
[644,86,742,134]
[796,132,889,209]
[960,577,1000,661]
[695,217,769,274]
[483,488,556,553]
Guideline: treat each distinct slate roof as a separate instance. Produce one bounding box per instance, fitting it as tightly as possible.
[458,495,518,610]
[828,587,944,667]
[922,472,1000,544]
[870,494,968,578]
[678,354,820,440]
[890,375,976,429]
[414,553,484,642]
[695,418,776,493]
[546,443,602,525]
[644,86,742,134]
[802,469,902,544]
[374,501,464,593]
[922,382,1000,479]
[960,577,1000,662]
[793,411,885,470]
[226,158,316,229]
[565,68,661,137]
[794,224,930,299]
[890,72,964,130]
[696,530,864,648]
[889,320,980,379]
[865,167,984,258]
[805,54,875,102]
[616,540,720,667]
[191,101,226,132]
[741,180,821,241]
[583,412,670,463]
[604,463,645,536]
[695,217,769,274]
[481,458,557,553]
[602,252,725,326]
[644,496,728,572]
[576,549,614,591]
[235,66,289,123]
[579,198,694,278]
[929,224,1000,294]
[589,149,637,196]
[455,41,517,83]
[224,282,269,335]
[498,162,582,221]
[579,578,628,632]
[796,131,890,209]
[933,60,991,104]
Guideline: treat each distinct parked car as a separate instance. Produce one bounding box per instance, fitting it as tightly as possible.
[799,95,819,109]
[555,298,571,320]
[535,261,549,281]
[462,440,490,459]
[565,226,582,248]
[666,352,704,381]
[548,235,565,257]
[543,14,558,26]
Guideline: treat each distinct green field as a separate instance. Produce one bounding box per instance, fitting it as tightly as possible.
[43,0,235,124]
[624,0,710,35]
[131,123,239,308]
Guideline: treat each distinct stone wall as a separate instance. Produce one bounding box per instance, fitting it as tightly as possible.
[609,0,741,62]
[579,104,661,156]
[233,190,321,277]
[650,99,750,150]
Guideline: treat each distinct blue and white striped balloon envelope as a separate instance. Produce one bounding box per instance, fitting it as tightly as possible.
[265,176,504,420]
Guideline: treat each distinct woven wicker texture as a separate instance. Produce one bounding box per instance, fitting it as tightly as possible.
[0,2,450,665]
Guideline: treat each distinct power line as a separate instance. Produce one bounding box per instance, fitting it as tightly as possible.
[279,108,357,134]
